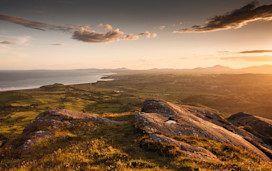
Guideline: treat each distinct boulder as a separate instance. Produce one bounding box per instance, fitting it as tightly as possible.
[1,109,127,156]
[228,112,272,146]
[135,99,271,161]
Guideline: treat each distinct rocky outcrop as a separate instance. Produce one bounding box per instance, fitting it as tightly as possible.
[135,99,272,161]
[183,105,267,146]
[23,109,126,134]
[228,112,272,146]
[1,109,126,155]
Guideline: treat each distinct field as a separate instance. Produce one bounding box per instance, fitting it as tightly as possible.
[1,73,272,170]
[1,73,272,141]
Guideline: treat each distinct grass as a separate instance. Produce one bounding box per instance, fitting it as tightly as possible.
[173,136,259,162]
[96,73,272,118]
[0,82,142,139]
[140,134,272,170]
[140,138,182,158]
[0,114,161,170]
[2,73,272,139]
[244,137,272,159]
[1,73,272,170]
[1,113,271,170]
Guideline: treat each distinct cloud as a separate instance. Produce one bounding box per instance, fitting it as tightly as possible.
[159,25,166,30]
[239,50,272,53]
[121,34,140,40]
[50,43,65,46]
[0,14,73,32]
[73,28,124,43]
[218,50,272,54]
[73,29,157,43]
[0,14,157,44]
[77,24,91,31]
[138,31,157,38]
[121,31,157,41]
[0,35,31,46]
[220,55,272,61]
[217,51,231,53]
[174,1,272,33]
[0,40,16,45]
[17,36,31,45]
[98,24,113,30]
[151,33,157,38]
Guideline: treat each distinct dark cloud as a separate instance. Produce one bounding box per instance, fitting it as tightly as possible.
[73,28,124,43]
[73,29,157,43]
[174,1,272,33]
[239,50,272,53]
[0,14,157,43]
[0,14,73,32]
[0,40,16,45]
[221,55,272,61]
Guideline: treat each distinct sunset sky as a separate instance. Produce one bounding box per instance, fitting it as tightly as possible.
[1,0,272,70]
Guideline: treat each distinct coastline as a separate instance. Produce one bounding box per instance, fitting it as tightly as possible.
[0,72,115,92]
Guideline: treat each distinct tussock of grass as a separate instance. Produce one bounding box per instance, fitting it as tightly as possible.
[1,116,272,170]
[173,136,261,162]
[0,124,156,170]
[139,138,182,158]
[126,159,157,169]
[244,137,272,159]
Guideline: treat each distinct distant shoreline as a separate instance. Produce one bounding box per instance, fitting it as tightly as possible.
[0,72,114,92]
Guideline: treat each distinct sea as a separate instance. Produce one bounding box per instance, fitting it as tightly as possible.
[0,70,113,91]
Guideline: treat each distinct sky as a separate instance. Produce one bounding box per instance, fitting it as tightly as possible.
[0,0,272,70]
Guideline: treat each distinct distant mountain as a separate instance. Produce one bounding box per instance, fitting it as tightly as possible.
[238,65,272,74]
[183,65,233,74]
[19,65,272,75]
[183,65,272,74]
[114,65,272,74]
